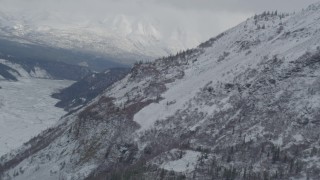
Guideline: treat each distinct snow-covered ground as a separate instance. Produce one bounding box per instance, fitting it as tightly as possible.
[4,3,320,179]
[0,78,73,156]
[160,150,201,173]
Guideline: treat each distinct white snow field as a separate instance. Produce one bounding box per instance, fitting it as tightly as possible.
[0,78,73,156]
[160,150,201,173]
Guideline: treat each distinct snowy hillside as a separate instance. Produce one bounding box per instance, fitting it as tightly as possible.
[2,2,320,180]
[0,13,201,64]
[0,59,51,80]
[0,58,90,81]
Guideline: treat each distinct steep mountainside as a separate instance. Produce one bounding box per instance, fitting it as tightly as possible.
[0,58,127,167]
[0,38,127,72]
[52,68,130,111]
[2,3,320,180]
[0,57,90,81]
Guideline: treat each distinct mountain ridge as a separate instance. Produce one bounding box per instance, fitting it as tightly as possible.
[2,2,320,179]
[0,12,201,65]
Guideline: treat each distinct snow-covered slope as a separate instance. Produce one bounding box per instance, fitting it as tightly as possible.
[0,59,51,80]
[3,2,320,180]
[0,57,92,81]
[0,13,200,64]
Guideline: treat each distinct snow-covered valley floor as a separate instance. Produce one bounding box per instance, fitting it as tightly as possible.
[0,78,74,157]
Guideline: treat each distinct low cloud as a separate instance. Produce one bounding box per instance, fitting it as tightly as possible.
[0,0,318,44]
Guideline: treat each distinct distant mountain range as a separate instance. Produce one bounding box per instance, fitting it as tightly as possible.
[3,2,320,180]
[0,12,201,65]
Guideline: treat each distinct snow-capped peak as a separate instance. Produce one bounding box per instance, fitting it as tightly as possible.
[0,12,201,64]
[307,1,320,11]
[110,14,133,35]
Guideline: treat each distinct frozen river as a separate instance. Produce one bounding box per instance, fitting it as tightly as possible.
[0,78,74,156]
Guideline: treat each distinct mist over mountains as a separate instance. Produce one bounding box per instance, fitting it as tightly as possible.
[0,10,207,65]
[2,2,320,179]
[1,1,320,180]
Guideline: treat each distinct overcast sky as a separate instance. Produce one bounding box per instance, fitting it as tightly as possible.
[0,0,319,43]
